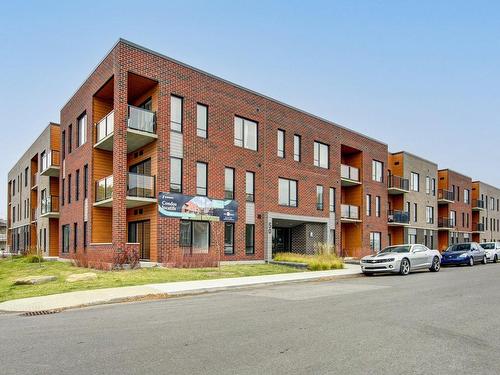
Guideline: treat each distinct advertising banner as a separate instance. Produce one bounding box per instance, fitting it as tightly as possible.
[158,192,238,222]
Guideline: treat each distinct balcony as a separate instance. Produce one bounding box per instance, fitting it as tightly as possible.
[31,173,39,190]
[40,150,60,177]
[40,196,60,218]
[94,110,115,151]
[340,165,361,186]
[472,223,485,233]
[94,173,157,208]
[472,199,485,211]
[340,204,361,223]
[437,189,454,204]
[387,210,410,226]
[438,217,455,230]
[387,175,409,194]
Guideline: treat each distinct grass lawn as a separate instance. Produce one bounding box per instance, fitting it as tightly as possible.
[273,252,344,271]
[0,257,302,302]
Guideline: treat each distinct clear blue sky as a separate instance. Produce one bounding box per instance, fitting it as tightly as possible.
[1,0,499,218]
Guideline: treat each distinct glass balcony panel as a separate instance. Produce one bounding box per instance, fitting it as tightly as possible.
[127,173,155,198]
[128,106,155,133]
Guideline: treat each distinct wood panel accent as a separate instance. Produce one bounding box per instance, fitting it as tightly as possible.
[49,176,59,196]
[126,204,158,261]
[92,207,113,243]
[49,218,59,256]
[50,123,60,152]
[388,153,404,177]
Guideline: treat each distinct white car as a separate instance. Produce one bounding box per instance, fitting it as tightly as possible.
[360,244,442,276]
[480,242,500,263]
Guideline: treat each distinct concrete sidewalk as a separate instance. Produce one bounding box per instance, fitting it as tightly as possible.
[0,264,361,313]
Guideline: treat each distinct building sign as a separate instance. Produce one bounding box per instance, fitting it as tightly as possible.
[158,192,238,222]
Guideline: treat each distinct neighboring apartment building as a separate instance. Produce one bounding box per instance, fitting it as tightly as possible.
[57,39,389,267]
[6,123,60,255]
[471,181,500,243]
[387,152,438,249]
[0,219,6,251]
[436,169,472,251]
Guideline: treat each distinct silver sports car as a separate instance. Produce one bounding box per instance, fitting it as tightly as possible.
[360,244,442,276]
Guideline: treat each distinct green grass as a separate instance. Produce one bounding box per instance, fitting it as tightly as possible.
[0,257,302,302]
[273,252,344,271]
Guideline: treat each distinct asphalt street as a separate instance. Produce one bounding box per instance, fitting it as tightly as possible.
[2,264,500,375]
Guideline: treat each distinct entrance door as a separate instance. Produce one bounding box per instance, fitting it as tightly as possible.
[128,220,151,260]
[272,228,290,254]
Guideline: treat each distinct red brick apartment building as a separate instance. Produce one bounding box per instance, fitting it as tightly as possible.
[57,39,389,267]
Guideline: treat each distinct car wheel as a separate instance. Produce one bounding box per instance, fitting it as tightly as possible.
[468,257,474,266]
[494,255,498,264]
[482,256,487,264]
[400,258,411,275]
[429,256,440,272]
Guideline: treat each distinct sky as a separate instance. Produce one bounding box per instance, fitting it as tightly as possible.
[0,0,499,217]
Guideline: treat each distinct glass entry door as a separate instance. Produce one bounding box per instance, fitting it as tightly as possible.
[272,228,290,255]
[128,220,151,260]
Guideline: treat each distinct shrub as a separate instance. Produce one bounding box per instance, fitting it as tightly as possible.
[112,248,140,270]
[25,254,44,263]
[70,252,89,268]
[273,251,343,271]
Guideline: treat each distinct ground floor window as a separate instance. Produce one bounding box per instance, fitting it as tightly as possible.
[180,220,210,254]
[407,228,417,244]
[370,232,381,253]
[224,222,235,255]
[245,224,255,255]
[62,225,70,253]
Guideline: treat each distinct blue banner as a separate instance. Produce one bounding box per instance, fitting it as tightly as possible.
[158,192,238,222]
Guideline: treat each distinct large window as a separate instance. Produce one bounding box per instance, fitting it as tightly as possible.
[464,189,470,204]
[375,196,381,217]
[370,232,381,253]
[234,116,257,151]
[316,185,324,210]
[170,157,182,193]
[62,225,70,253]
[450,210,456,227]
[294,135,301,162]
[180,221,210,254]
[196,162,207,196]
[224,222,234,255]
[313,141,329,169]
[372,160,383,182]
[366,194,372,216]
[431,178,436,196]
[426,176,430,194]
[277,129,285,158]
[279,178,297,207]
[329,187,336,212]
[196,103,208,138]
[225,167,235,199]
[410,172,419,192]
[171,95,183,132]
[245,224,255,255]
[77,113,87,147]
[246,171,255,202]
[426,206,434,224]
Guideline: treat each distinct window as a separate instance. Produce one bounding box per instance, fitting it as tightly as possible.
[246,171,255,202]
[426,206,434,224]
[277,129,285,158]
[83,221,88,250]
[376,196,381,217]
[313,142,329,169]
[224,222,234,255]
[456,187,460,202]
[431,178,436,196]
[491,197,495,210]
[68,174,72,204]
[196,162,207,196]
[73,223,78,252]
[179,221,210,254]
[224,167,235,199]
[410,172,419,192]
[406,202,411,218]
[372,160,383,182]
[464,189,470,204]
[24,167,28,187]
[366,194,372,216]
[61,178,65,206]
[170,158,182,193]
[234,116,257,151]
[370,232,381,252]
[84,165,88,199]
[316,185,324,210]
[245,224,255,255]
[75,169,80,201]
[139,97,152,110]
[279,178,297,207]
[196,103,208,138]
[426,176,430,194]
[408,228,417,244]
[77,113,87,147]
[462,212,465,227]
[450,211,456,227]
[68,124,73,154]
[170,95,183,132]
[329,187,336,212]
[293,135,301,161]
[413,203,418,222]
[62,225,70,253]
[62,130,66,160]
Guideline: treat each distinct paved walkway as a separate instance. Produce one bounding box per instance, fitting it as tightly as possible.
[0,264,361,313]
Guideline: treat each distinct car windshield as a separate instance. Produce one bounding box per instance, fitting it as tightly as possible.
[481,243,495,250]
[379,245,411,254]
[446,244,471,252]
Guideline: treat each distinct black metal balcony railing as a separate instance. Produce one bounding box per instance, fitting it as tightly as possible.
[438,217,455,228]
[388,210,410,224]
[41,196,60,215]
[96,176,113,202]
[128,105,156,134]
[438,189,454,202]
[95,110,115,143]
[127,173,156,199]
[340,164,360,182]
[41,150,60,171]
[388,175,409,191]
[474,223,485,232]
[472,199,485,209]
[341,204,360,220]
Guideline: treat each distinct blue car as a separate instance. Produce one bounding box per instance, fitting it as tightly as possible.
[441,242,487,266]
